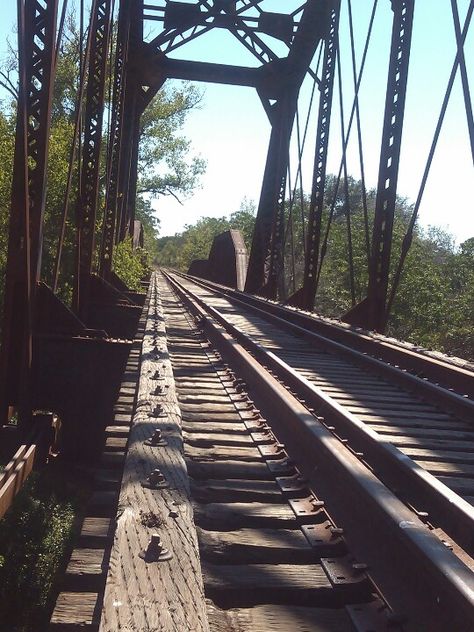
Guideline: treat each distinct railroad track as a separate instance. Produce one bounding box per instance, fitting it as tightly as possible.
[160,270,474,631]
[161,277,395,632]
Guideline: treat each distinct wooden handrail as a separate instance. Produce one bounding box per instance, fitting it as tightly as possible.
[0,445,36,520]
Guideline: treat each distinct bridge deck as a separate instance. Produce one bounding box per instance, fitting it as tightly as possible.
[49,271,474,632]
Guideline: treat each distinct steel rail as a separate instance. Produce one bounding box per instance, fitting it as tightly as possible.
[166,270,474,555]
[175,272,474,407]
[163,270,474,632]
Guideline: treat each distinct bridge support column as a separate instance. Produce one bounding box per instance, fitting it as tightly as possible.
[344,0,415,332]
[0,0,59,429]
[245,0,329,299]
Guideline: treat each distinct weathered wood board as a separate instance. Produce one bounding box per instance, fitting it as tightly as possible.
[99,273,209,632]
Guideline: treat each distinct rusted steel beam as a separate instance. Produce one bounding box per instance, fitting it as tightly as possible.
[0,0,59,426]
[290,2,340,309]
[109,1,143,250]
[366,0,414,332]
[74,0,112,313]
[245,0,329,298]
[100,0,133,277]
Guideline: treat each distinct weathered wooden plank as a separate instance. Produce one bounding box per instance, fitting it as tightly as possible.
[206,602,353,632]
[203,562,331,601]
[185,444,263,462]
[198,528,313,564]
[80,518,113,546]
[419,460,474,476]
[188,460,273,480]
[403,447,474,463]
[64,549,107,591]
[50,592,101,630]
[436,476,474,495]
[99,272,209,632]
[194,502,298,529]
[370,425,474,441]
[191,478,283,503]
[0,445,35,520]
[184,431,254,447]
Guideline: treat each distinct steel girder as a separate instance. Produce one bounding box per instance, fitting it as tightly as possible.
[288,2,340,309]
[0,0,59,424]
[100,0,144,276]
[100,0,133,277]
[366,0,415,332]
[245,0,330,297]
[74,0,112,313]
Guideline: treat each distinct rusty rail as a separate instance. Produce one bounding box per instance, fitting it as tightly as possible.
[177,272,474,399]
[163,269,474,631]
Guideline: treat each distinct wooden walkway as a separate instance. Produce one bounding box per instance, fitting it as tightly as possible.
[50,275,208,631]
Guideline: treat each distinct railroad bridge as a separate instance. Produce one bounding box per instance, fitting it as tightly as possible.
[0,1,473,631]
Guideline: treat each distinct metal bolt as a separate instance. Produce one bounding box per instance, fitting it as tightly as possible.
[143,468,168,488]
[352,562,368,573]
[140,534,173,562]
[330,526,344,536]
[145,428,168,447]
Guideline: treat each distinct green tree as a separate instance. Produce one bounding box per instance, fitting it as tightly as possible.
[0,10,206,298]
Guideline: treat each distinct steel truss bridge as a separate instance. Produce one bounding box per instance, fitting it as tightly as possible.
[0,1,473,631]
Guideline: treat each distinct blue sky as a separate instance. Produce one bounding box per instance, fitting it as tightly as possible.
[0,1,473,243]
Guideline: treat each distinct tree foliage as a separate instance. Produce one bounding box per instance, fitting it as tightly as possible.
[156,182,473,360]
[0,9,205,299]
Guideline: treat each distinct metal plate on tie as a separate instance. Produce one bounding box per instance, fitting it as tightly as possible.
[275,473,308,495]
[258,444,287,460]
[289,496,324,520]
[321,555,369,588]
[250,432,273,445]
[301,523,346,555]
[266,458,295,476]
[346,598,400,631]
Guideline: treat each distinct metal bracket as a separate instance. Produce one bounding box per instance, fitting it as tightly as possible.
[289,496,325,521]
[321,555,369,588]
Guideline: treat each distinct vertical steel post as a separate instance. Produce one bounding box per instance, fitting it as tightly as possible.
[245,0,328,297]
[0,0,59,426]
[367,0,414,332]
[74,0,112,313]
[100,0,132,277]
[245,94,298,296]
[297,2,340,309]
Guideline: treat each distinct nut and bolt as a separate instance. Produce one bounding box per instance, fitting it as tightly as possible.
[143,468,168,488]
[140,534,173,562]
[145,428,167,447]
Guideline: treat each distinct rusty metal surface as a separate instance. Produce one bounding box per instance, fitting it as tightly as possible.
[169,273,474,551]
[182,274,474,398]
[190,229,248,291]
[164,269,474,631]
[0,0,59,426]
[363,0,415,332]
[75,0,112,313]
[160,271,394,631]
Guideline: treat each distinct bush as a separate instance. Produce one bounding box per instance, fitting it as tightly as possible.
[112,237,151,291]
[0,466,89,631]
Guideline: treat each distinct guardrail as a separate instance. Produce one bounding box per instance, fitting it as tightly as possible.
[0,445,36,520]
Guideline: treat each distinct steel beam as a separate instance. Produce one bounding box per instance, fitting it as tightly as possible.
[366,0,414,332]
[0,0,59,426]
[245,0,329,297]
[74,0,112,313]
[290,2,340,309]
[100,0,132,277]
